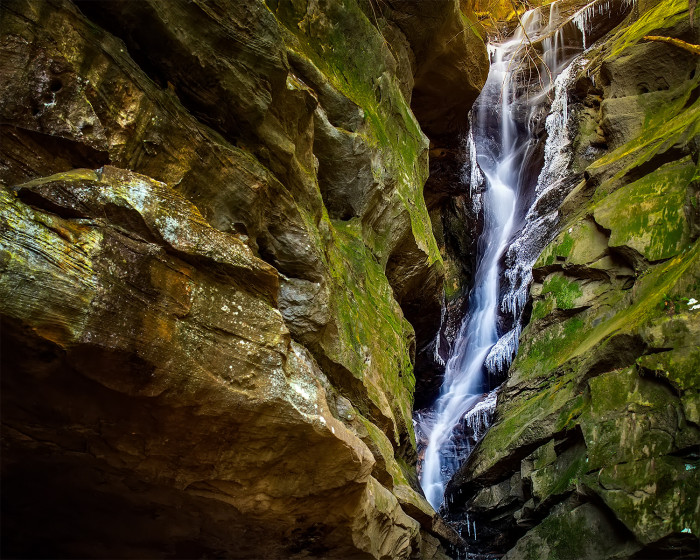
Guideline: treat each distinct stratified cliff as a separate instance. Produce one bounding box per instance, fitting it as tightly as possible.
[445,1,700,558]
[0,0,487,557]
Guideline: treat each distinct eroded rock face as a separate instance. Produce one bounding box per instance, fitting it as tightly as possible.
[445,2,700,558]
[0,0,487,557]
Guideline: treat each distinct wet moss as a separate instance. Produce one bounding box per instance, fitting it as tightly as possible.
[593,157,695,261]
[514,316,586,378]
[470,374,581,478]
[531,297,555,322]
[608,0,690,58]
[586,454,700,544]
[580,365,692,470]
[326,220,416,445]
[506,501,641,560]
[477,244,699,478]
[531,444,587,502]
[587,73,700,199]
[637,345,700,393]
[541,275,584,310]
[537,231,575,266]
[269,0,441,267]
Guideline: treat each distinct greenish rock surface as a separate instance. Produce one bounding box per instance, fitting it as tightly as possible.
[446,1,700,558]
[0,0,487,557]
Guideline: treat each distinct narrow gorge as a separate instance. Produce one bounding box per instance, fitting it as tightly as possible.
[1,0,698,559]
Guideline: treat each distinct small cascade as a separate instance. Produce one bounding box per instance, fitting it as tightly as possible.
[488,56,583,375]
[417,0,636,513]
[419,11,545,511]
[486,0,636,377]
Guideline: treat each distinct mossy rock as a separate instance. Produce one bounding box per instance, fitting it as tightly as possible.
[529,442,588,504]
[535,218,608,268]
[541,275,584,310]
[579,366,692,470]
[593,157,696,261]
[503,501,641,560]
[585,455,700,545]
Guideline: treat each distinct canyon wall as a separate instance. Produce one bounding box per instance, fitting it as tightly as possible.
[445,1,700,558]
[0,0,487,557]
[2,0,697,558]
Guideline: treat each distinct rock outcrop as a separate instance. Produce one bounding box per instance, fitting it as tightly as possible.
[444,1,700,558]
[0,0,488,557]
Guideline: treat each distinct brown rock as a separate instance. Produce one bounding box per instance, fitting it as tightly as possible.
[0,0,478,556]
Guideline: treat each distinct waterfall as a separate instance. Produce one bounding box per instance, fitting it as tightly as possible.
[418,1,607,511]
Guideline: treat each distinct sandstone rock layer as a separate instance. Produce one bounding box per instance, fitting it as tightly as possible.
[0,0,488,557]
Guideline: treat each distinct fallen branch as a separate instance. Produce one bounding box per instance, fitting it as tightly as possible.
[691,0,696,29]
[643,35,700,56]
[507,0,554,100]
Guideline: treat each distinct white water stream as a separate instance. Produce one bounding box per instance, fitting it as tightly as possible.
[419,2,608,511]
[420,23,529,511]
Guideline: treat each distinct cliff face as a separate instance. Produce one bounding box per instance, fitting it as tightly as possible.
[4,0,696,557]
[0,0,488,558]
[445,1,700,558]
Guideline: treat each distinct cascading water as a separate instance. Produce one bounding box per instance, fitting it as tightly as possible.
[418,0,617,512]
[420,19,532,511]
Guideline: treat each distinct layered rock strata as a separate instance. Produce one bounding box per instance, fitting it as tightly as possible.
[0,0,487,557]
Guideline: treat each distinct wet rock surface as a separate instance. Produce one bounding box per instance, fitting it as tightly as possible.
[444,2,700,558]
[0,0,488,557]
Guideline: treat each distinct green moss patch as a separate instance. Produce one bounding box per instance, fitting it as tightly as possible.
[608,0,690,58]
[587,74,700,199]
[593,157,696,261]
[514,316,586,378]
[470,374,583,479]
[586,454,700,544]
[325,220,416,445]
[541,275,584,310]
[531,297,555,322]
[505,501,641,560]
[580,366,691,469]
[536,217,611,268]
[268,0,441,267]
[537,231,575,267]
[530,444,588,502]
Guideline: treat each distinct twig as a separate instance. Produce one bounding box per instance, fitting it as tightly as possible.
[691,0,696,29]
[509,0,554,89]
[643,35,700,56]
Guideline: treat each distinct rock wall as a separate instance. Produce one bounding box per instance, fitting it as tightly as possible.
[445,1,700,558]
[0,0,487,557]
